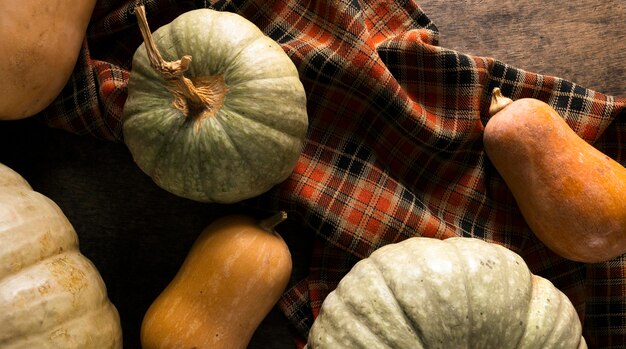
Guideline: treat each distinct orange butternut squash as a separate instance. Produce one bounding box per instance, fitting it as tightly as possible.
[140,212,293,349]
[483,88,626,263]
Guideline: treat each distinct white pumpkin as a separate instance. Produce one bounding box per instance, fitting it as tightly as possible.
[0,163,122,348]
[306,236,587,349]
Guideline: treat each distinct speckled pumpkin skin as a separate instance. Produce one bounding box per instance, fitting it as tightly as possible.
[123,9,308,203]
[306,237,587,349]
[0,163,122,349]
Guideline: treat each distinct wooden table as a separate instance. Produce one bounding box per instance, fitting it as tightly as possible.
[420,0,625,97]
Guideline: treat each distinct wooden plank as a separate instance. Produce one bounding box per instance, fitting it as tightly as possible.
[418,0,626,96]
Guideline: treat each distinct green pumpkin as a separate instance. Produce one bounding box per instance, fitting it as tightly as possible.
[123,6,308,203]
[306,237,587,349]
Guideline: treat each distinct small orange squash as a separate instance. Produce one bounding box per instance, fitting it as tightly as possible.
[140,212,293,349]
[483,88,626,263]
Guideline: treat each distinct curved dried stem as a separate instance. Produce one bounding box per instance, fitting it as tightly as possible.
[489,87,514,116]
[259,211,288,232]
[133,5,227,118]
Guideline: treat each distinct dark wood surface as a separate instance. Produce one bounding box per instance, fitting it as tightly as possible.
[0,1,624,348]
[419,0,626,97]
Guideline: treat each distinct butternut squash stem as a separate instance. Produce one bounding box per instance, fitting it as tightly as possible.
[259,211,288,232]
[133,5,209,113]
[489,87,514,116]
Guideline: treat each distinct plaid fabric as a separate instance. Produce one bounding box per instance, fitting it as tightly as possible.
[37,0,626,347]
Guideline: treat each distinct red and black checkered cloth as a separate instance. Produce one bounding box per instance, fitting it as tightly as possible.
[37,0,626,347]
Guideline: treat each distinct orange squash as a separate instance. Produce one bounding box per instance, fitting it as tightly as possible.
[0,0,96,119]
[483,88,626,263]
[140,212,293,349]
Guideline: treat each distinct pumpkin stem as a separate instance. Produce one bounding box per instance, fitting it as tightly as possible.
[133,5,226,118]
[259,211,288,232]
[134,6,190,80]
[489,87,513,116]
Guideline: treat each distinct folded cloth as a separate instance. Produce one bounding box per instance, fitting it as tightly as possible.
[36,0,626,347]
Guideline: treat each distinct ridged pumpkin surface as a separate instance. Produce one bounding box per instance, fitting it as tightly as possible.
[123,8,308,203]
[306,237,586,349]
[0,163,122,349]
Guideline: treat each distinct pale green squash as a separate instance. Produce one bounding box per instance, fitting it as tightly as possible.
[123,6,308,203]
[306,237,587,349]
[0,163,122,349]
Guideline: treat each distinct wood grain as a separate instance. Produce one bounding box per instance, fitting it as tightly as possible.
[419,0,626,97]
